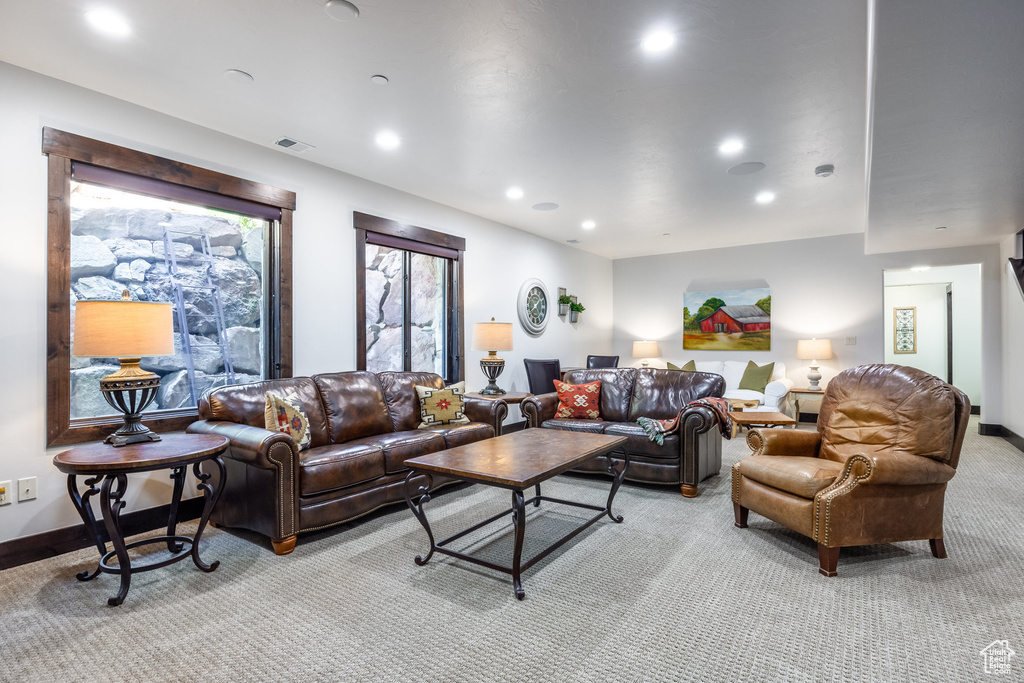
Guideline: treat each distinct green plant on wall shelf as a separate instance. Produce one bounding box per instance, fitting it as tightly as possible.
[569,301,585,322]
[557,294,573,316]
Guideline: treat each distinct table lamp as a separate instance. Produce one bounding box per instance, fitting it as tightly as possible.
[796,338,832,392]
[632,340,658,367]
[472,317,513,395]
[73,290,174,446]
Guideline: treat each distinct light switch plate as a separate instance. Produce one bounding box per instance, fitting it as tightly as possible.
[845,336,857,345]
[0,480,11,505]
[17,477,37,502]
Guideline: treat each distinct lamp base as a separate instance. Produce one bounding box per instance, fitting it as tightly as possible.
[101,358,163,447]
[806,365,823,392]
[479,355,507,395]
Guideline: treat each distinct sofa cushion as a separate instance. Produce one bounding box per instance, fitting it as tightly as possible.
[739,361,775,393]
[554,379,603,419]
[561,368,636,422]
[694,361,724,375]
[346,430,447,474]
[378,372,445,432]
[627,368,726,421]
[667,360,696,372]
[603,422,679,458]
[264,391,311,451]
[313,372,393,444]
[424,422,494,448]
[299,443,386,495]
[721,361,749,391]
[200,376,331,448]
[415,381,470,428]
[541,419,608,434]
[736,455,844,498]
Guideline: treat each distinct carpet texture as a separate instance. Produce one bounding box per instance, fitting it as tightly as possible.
[2,418,1022,682]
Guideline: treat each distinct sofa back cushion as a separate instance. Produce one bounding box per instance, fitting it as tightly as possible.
[199,377,331,448]
[562,368,636,422]
[313,371,394,444]
[377,371,445,432]
[628,368,726,421]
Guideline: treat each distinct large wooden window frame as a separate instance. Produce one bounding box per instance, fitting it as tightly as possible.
[354,212,465,383]
[44,127,295,446]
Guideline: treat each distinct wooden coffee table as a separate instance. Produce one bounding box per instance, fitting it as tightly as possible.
[728,411,797,439]
[403,429,627,600]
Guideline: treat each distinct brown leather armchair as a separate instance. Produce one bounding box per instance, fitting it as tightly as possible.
[732,364,970,576]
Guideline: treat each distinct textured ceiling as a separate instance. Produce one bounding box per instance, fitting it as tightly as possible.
[0,1,1020,258]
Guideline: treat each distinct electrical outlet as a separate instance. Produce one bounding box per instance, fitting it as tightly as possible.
[845,336,857,345]
[0,480,10,505]
[17,477,37,502]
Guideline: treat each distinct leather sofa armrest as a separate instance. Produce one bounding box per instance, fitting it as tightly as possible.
[521,392,558,428]
[858,451,957,486]
[463,396,509,436]
[187,420,298,470]
[746,428,822,456]
[764,377,794,398]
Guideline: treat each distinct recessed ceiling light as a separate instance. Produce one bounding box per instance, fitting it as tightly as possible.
[85,8,131,38]
[532,202,559,211]
[727,162,766,175]
[755,191,776,204]
[936,226,947,231]
[370,74,389,85]
[641,29,676,53]
[581,220,596,230]
[374,130,401,150]
[324,0,359,21]
[662,233,671,237]
[718,138,744,155]
[506,187,524,200]
[223,69,254,84]
[911,266,931,272]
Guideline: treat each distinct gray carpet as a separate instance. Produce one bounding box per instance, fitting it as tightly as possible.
[3,418,1023,682]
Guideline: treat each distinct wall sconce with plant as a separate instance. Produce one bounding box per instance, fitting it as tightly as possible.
[557,293,573,316]
[569,301,585,323]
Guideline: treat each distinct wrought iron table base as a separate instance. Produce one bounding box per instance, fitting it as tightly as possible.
[404,454,628,600]
[66,458,225,606]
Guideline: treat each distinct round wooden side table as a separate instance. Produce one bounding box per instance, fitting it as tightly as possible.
[53,433,229,606]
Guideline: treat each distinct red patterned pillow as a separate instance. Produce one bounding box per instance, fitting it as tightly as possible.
[553,379,603,420]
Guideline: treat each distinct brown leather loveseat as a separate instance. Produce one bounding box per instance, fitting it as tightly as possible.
[187,371,506,554]
[521,368,726,497]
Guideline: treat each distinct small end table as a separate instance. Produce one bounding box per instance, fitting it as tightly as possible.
[727,411,797,439]
[53,433,229,606]
[464,391,532,404]
[791,387,826,420]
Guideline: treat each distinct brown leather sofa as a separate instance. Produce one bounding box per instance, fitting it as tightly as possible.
[520,368,726,497]
[187,371,506,554]
[732,364,970,576]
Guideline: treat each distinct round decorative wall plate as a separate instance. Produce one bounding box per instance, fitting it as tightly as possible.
[517,278,549,336]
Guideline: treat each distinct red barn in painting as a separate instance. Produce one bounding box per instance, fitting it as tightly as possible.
[698,305,770,333]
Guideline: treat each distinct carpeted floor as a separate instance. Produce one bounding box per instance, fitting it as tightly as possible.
[3,418,1023,682]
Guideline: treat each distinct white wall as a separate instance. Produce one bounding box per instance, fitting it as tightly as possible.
[1001,234,1024,438]
[0,62,614,542]
[883,264,983,407]
[612,233,1002,420]
[883,283,948,382]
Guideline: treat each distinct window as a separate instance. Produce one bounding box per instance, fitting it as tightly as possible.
[45,128,295,446]
[354,213,465,383]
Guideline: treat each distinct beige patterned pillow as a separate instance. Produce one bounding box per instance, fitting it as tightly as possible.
[415,381,470,429]
[264,392,311,451]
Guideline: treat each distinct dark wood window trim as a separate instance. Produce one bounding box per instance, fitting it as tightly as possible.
[354,212,465,383]
[44,127,295,447]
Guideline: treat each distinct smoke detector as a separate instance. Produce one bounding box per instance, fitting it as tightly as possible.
[815,164,835,178]
[274,137,314,153]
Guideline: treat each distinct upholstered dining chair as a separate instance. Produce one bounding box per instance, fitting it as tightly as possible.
[586,354,620,369]
[523,358,561,395]
[732,364,970,577]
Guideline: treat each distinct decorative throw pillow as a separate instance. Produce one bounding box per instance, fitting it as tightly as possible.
[738,361,775,393]
[416,381,470,429]
[264,392,311,451]
[668,360,696,371]
[553,379,603,420]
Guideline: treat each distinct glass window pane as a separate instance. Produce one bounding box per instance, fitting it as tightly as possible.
[69,181,267,419]
[365,244,405,372]
[410,253,448,375]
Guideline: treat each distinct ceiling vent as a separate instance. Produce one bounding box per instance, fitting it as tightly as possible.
[566,239,581,244]
[274,137,314,153]
[815,164,835,178]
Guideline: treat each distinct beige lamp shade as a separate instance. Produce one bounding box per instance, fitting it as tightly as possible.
[73,299,174,357]
[472,318,513,351]
[797,338,832,361]
[632,340,658,359]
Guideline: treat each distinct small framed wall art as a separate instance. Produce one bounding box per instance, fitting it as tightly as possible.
[893,306,916,354]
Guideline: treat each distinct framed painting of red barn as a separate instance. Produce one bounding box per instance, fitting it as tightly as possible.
[683,288,771,350]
